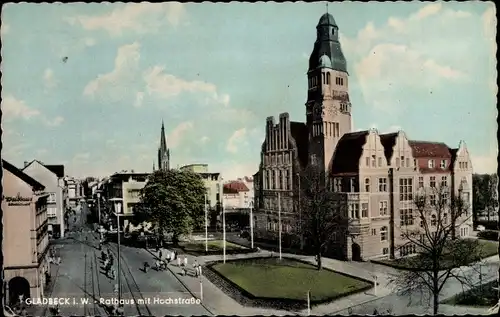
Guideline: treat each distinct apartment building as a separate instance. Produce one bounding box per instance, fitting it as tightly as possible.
[223,181,251,210]
[253,12,473,261]
[102,172,149,229]
[2,160,50,306]
[22,160,67,238]
[180,164,222,210]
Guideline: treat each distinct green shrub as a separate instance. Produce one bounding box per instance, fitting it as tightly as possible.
[477,230,498,241]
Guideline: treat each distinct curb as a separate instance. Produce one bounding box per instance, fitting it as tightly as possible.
[144,248,215,316]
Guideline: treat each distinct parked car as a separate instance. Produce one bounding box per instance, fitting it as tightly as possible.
[477,225,486,232]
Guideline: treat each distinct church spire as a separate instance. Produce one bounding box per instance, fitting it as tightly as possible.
[160,119,167,151]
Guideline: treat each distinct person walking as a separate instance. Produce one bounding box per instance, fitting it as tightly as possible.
[183,256,188,267]
[159,249,163,260]
[177,256,181,267]
[193,260,199,277]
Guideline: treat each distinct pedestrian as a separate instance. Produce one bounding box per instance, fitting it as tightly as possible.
[159,249,163,260]
[177,256,181,267]
[155,260,161,271]
[166,252,171,264]
[197,264,202,278]
[174,250,178,260]
[193,260,199,277]
[111,268,116,280]
[57,257,61,265]
[143,261,149,273]
[183,256,188,267]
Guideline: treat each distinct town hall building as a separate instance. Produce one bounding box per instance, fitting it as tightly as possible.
[253,12,473,261]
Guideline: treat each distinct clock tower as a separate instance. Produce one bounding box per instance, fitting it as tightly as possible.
[306,12,352,172]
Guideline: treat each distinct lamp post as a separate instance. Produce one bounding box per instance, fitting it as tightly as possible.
[278,192,282,260]
[249,201,254,249]
[97,192,101,225]
[205,194,208,253]
[221,179,226,263]
[110,198,122,304]
[297,172,303,250]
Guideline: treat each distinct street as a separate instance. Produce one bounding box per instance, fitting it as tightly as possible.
[38,202,210,316]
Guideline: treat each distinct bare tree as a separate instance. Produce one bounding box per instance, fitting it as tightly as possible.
[391,185,484,315]
[299,163,349,270]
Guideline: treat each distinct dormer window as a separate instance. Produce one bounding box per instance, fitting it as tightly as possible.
[428,160,435,168]
[401,156,405,167]
[440,160,447,169]
[371,155,376,167]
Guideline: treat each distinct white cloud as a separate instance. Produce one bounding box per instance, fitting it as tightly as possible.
[84,42,141,99]
[66,3,186,36]
[43,68,58,90]
[143,66,218,100]
[200,136,210,144]
[226,128,247,154]
[1,23,10,36]
[471,154,498,174]
[411,3,442,21]
[1,95,41,120]
[134,92,144,107]
[73,152,91,163]
[44,116,65,127]
[168,121,194,148]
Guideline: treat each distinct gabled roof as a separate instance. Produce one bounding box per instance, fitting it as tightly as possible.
[290,121,309,168]
[22,159,65,178]
[2,159,45,190]
[379,132,398,163]
[223,181,249,194]
[408,141,452,158]
[331,131,369,174]
[44,165,65,178]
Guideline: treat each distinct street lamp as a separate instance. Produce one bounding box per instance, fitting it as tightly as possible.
[110,198,122,304]
[204,194,208,253]
[220,179,226,263]
[296,172,303,250]
[249,201,254,249]
[97,191,101,225]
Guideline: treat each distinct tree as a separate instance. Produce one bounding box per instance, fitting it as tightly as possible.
[473,173,498,223]
[391,185,484,315]
[299,163,349,270]
[137,169,206,245]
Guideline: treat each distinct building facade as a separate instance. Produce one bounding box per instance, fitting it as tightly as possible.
[223,181,251,209]
[65,177,83,207]
[253,12,473,261]
[157,120,171,171]
[2,160,50,307]
[22,160,67,238]
[180,164,222,210]
[102,172,149,230]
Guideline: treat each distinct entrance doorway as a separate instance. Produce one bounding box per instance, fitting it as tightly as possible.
[351,243,362,261]
[8,276,30,307]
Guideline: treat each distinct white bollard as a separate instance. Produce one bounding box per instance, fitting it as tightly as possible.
[373,275,378,296]
[307,290,310,316]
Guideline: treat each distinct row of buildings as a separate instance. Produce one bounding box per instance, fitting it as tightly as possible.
[252,12,474,261]
[1,159,83,308]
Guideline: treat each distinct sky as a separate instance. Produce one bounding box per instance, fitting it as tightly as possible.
[1,2,497,180]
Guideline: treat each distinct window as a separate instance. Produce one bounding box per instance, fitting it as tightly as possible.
[400,208,414,226]
[460,227,469,237]
[326,73,331,85]
[380,226,388,241]
[278,170,283,190]
[430,194,436,205]
[361,203,369,218]
[378,178,387,192]
[350,177,357,192]
[273,220,278,231]
[399,178,413,201]
[267,218,272,231]
[406,158,410,168]
[418,177,424,188]
[334,178,342,192]
[371,228,377,235]
[366,157,370,167]
[441,176,447,187]
[428,160,435,168]
[378,157,382,167]
[371,155,376,167]
[365,178,370,192]
[379,201,388,216]
[431,215,437,226]
[271,171,276,189]
[440,160,447,169]
[430,176,436,188]
[285,170,290,190]
[383,247,389,255]
[349,203,360,219]
[414,159,417,167]
[401,156,405,167]
[396,157,400,167]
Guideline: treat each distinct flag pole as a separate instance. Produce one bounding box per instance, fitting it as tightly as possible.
[205,194,208,253]
[278,192,282,260]
[222,186,226,263]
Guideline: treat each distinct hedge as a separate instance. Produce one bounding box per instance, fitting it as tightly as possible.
[477,230,499,241]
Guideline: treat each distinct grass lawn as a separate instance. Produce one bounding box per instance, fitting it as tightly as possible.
[180,240,247,252]
[442,280,498,307]
[375,239,498,270]
[211,257,372,301]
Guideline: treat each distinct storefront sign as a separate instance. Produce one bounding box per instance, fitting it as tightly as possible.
[5,193,31,206]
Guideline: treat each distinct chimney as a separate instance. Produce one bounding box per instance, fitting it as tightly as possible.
[24,161,29,167]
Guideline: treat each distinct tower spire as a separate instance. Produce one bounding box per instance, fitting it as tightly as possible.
[326,2,328,14]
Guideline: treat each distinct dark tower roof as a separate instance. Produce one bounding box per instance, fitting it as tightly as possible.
[308,12,347,73]
[160,120,167,152]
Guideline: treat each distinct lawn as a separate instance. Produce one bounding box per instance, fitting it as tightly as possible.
[442,280,498,307]
[374,239,498,270]
[180,240,247,252]
[211,257,372,302]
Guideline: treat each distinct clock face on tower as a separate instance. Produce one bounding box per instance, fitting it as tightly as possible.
[325,105,338,116]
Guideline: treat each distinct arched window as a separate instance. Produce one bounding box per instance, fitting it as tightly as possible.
[326,73,331,85]
[267,217,272,231]
[365,178,370,192]
[322,73,326,84]
[380,226,387,241]
[273,219,278,231]
[431,215,437,226]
